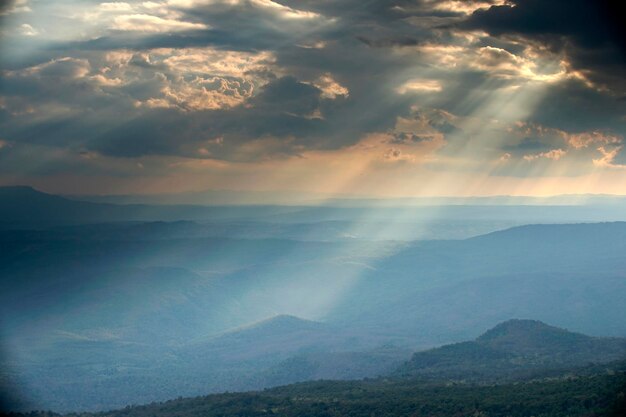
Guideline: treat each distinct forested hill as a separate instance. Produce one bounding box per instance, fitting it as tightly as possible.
[396,319,626,381]
[4,363,625,417]
[3,321,625,417]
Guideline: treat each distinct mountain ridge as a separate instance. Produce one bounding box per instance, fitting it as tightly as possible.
[397,319,626,381]
[4,186,626,228]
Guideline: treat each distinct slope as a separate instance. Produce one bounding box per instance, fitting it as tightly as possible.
[397,319,626,381]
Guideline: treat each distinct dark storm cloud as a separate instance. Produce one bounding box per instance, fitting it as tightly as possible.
[2,73,382,160]
[503,137,554,153]
[526,79,626,132]
[81,71,414,160]
[3,75,328,160]
[390,132,436,144]
[0,0,624,171]
[253,76,321,116]
[0,0,431,161]
[356,35,421,48]
[461,0,626,94]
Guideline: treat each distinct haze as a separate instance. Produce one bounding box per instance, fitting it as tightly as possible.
[0,1,625,416]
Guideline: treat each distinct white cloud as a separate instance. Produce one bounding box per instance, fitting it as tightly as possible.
[2,47,275,116]
[164,0,319,20]
[160,76,256,110]
[14,57,91,79]
[142,2,163,8]
[297,41,327,49]
[523,148,566,161]
[115,47,275,110]
[311,74,349,99]
[111,14,209,32]
[99,2,134,12]
[593,146,626,169]
[17,23,38,36]
[472,46,567,82]
[249,0,319,19]
[396,79,442,94]
[432,0,511,15]
[159,48,274,77]
[414,42,569,85]
[565,131,622,149]
[499,152,512,162]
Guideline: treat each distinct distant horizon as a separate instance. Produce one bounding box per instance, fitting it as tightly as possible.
[4,184,626,204]
[0,185,626,211]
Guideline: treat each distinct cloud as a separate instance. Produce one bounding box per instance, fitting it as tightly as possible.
[460,0,626,93]
[523,148,566,161]
[311,73,349,99]
[383,147,416,162]
[111,13,209,32]
[432,0,511,15]
[483,120,626,177]
[0,0,30,15]
[3,47,274,112]
[17,23,38,36]
[397,79,443,94]
[472,46,567,82]
[390,132,439,144]
[593,146,626,169]
[99,2,134,12]
[19,57,91,79]
[248,0,320,20]
[0,0,624,193]
[564,131,622,149]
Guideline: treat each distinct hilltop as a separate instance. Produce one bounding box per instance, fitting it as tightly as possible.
[397,319,626,381]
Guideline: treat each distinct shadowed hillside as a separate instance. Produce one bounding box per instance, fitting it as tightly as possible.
[397,320,626,381]
[1,190,626,412]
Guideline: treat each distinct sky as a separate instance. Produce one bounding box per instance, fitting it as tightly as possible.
[0,0,625,198]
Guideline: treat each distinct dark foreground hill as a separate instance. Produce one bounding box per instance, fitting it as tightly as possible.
[3,320,625,415]
[397,319,626,381]
[5,363,625,417]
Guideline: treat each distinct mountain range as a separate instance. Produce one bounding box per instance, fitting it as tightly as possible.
[4,186,626,238]
[4,319,625,416]
[1,187,626,411]
[398,319,626,381]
